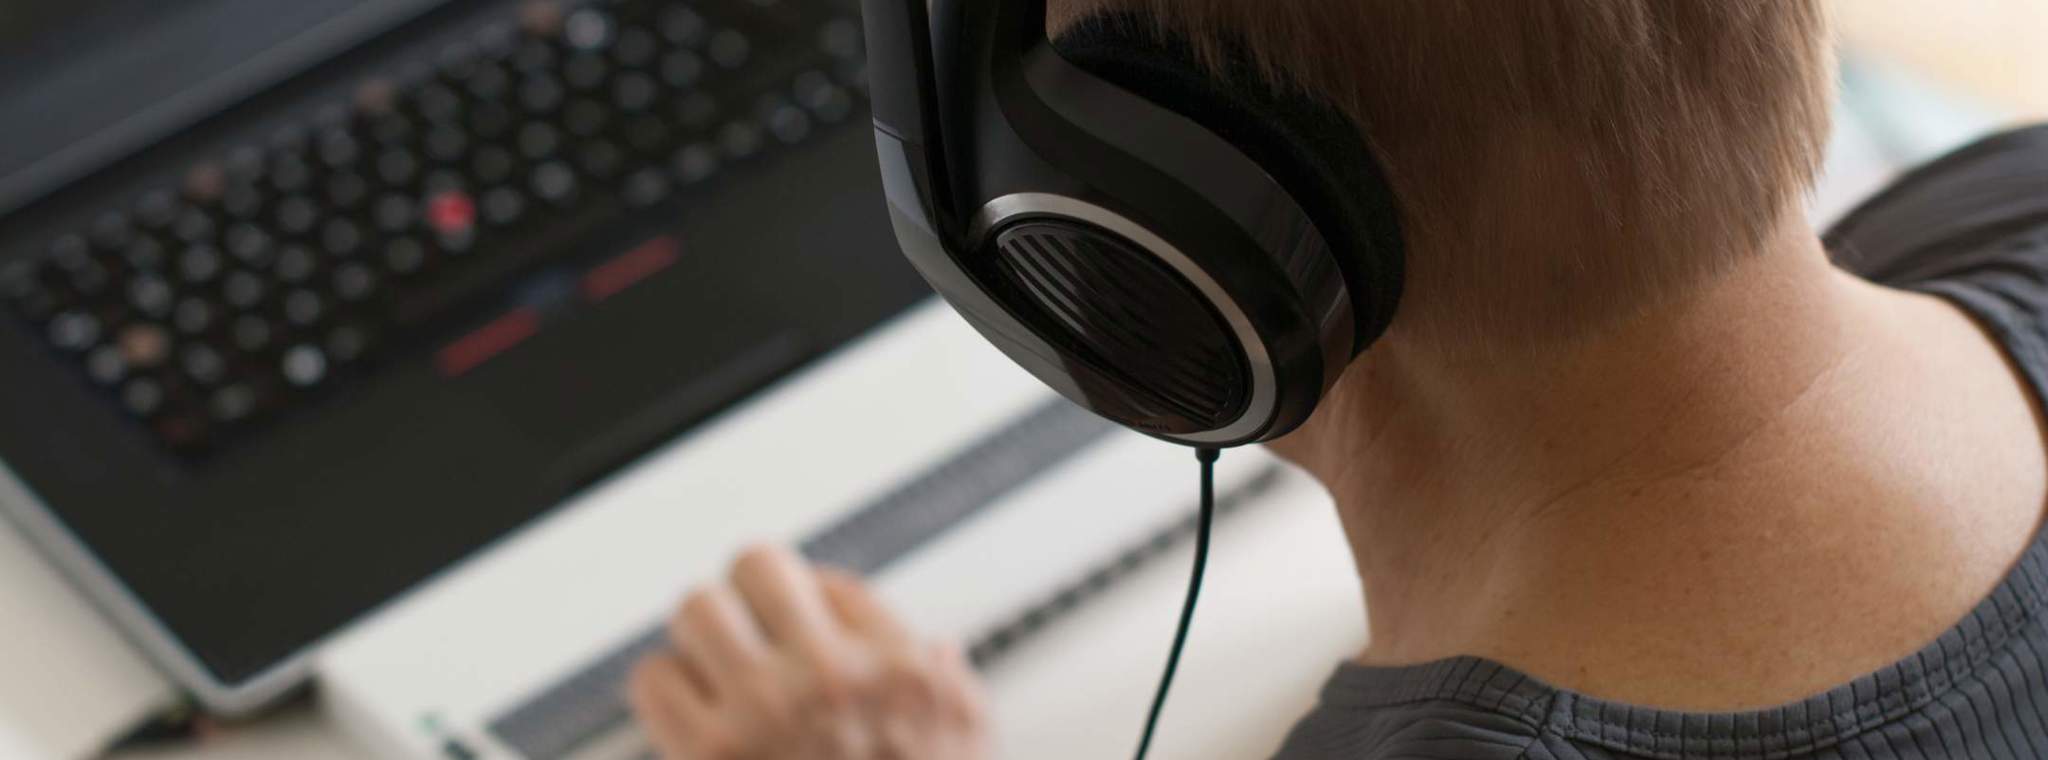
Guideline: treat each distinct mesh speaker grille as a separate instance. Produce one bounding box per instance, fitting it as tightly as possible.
[989,220,1248,431]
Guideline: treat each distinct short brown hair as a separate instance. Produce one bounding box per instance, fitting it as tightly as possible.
[1054,1,1835,350]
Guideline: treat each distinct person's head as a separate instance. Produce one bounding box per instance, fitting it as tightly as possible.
[1052,1,1836,356]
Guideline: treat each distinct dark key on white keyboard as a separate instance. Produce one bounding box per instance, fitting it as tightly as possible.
[486,400,1117,760]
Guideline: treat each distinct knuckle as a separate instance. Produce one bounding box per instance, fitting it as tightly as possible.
[678,587,724,627]
[731,543,785,579]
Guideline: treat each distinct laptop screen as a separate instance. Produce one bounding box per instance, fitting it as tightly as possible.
[0,0,445,214]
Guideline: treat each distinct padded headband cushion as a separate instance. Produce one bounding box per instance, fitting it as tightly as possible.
[1052,14,1406,351]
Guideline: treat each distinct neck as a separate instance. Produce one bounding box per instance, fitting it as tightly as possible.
[1284,223,1886,664]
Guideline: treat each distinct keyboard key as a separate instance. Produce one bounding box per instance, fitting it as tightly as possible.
[564,8,613,51]
[47,311,100,351]
[519,74,565,113]
[464,63,514,103]
[134,189,179,230]
[671,142,718,184]
[224,146,267,184]
[123,238,169,272]
[284,289,326,327]
[613,28,658,68]
[178,245,224,284]
[85,345,128,386]
[128,275,175,318]
[270,154,314,192]
[763,98,811,144]
[209,383,258,423]
[48,234,91,270]
[707,29,750,69]
[426,190,478,235]
[275,245,319,284]
[172,199,214,239]
[622,167,669,207]
[612,72,658,112]
[518,122,562,160]
[318,129,362,169]
[221,184,265,219]
[222,270,268,310]
[333,263,379,302]
[118,323,172,368]
[435,41,480,81]
[90,212,135,251]
[326,324,373,364]
[717,121,763,160]
[355,79,399,116]
[223,224,274,265]
[374,194,418,233]
[184,163,227,204]
[518,1,565,40]
[480,186,526,226]
[658,6,706,46]
[321,219,365,258]
[120,376,165,417]
[281,344,328,388]
[530,162,578,206]
[181,344,228,385]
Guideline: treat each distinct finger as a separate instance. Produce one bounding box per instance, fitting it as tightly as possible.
[729,545,843,657]
[817,568,911,646]
[668,584,771,690]
[628,655,714,760]
[928,640,988,723]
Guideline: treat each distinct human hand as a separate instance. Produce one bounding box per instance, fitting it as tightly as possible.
[628,545,991,760]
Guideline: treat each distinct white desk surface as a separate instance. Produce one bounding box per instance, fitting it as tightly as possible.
[107,470,1364,760]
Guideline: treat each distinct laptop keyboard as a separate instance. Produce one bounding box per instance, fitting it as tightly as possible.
[0,0,867,456]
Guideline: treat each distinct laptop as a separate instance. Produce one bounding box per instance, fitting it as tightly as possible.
[0,0,934,714]
[0,4,1308,750]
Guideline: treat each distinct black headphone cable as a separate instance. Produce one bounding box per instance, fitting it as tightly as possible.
[1133,446,1222,760]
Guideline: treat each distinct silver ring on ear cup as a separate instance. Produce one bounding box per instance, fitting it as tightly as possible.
[969,192,1279,444]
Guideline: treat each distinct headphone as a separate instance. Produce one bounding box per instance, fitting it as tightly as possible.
[859,0,1407,447]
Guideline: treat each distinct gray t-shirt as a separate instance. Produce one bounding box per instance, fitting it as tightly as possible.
[1273,125,2048,759]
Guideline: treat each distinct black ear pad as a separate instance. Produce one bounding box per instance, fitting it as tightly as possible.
[1051,14,1406,354]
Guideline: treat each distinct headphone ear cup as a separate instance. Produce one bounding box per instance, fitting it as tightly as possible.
[1052,16,1406,354]
[986,218,1253,430]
